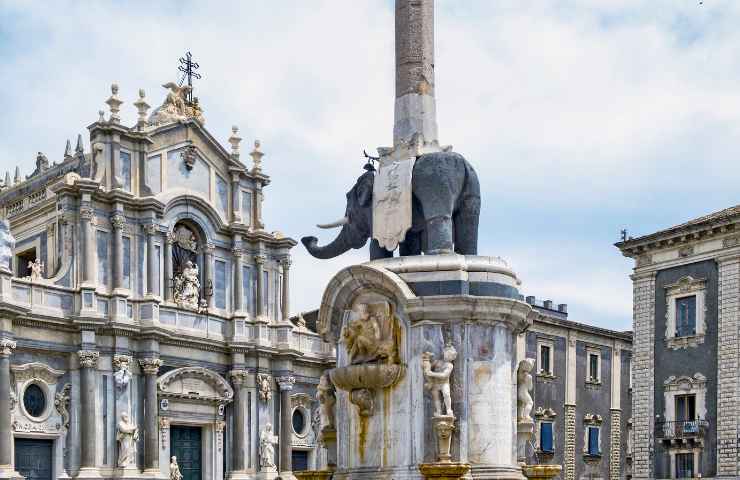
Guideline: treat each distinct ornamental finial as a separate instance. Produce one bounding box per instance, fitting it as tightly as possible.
[105,83,123,124]
[250,140,264,172]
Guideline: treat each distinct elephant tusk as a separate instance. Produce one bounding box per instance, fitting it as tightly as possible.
[317,217,349,229]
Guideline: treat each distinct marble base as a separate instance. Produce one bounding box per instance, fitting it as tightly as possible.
[293,471,333,480]
[141,469,167,479]
[75,467,103,478]
[521,464,562,480]
[419,463,471,480]
[516,421,534,463]
[227,470,256,480]
[255,470,279,480]
[112,466,142,479]
[469,464,526,480]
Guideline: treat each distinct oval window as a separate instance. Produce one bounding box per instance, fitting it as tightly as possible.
[292,408,305,434]
[23,384,46,417]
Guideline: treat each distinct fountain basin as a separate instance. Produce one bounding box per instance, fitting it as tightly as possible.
[329,363,405,392]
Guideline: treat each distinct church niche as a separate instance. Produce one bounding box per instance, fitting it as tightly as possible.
[170,223,209,312]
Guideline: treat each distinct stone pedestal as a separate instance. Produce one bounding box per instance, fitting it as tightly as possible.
[520,465,562,480]
[418,463,471,480]
[318,254,535,480]
[112,466,142,479]
[517,420,534,464]
[294,471,333,480]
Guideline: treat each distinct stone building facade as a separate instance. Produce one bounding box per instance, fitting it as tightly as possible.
[0,83,333,479]
[517,297,632,480]
[617,206,740,479]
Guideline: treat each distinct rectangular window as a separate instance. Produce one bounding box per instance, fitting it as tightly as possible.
[540,345,551,374]
[274,271,282,320]
[676,296,696,337]
[589,354,598,380]
[243,265,255,315]
[675,394,696,422]
[216,175,228,215]
[16,248,37,277]
[147,154,161,194]
[215,260,227,309]
[122,236,131,289]
[97,230,109,287]
[119,151,132,192]
[242,191,252,225]
[587,427,600,456]
[676,452,694,478]
[540,422,554,453]
[263,270,269,316]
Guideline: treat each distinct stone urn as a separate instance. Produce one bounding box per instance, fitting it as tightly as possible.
[294,471,333,480]
[521,464,562,480]
[419,463,471,480]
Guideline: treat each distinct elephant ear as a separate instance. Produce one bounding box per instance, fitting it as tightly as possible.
[356,171,374,207]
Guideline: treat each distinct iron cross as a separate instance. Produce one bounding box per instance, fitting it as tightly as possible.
[178,51,202,104]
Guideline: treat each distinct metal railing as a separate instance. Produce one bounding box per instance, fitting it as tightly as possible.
[655,420,709,440]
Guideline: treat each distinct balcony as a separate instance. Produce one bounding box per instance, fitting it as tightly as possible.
[655,420,709,444]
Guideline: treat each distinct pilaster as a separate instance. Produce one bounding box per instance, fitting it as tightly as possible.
[0,339,21,480]
[564,404,576,480]
[276,376,295,478]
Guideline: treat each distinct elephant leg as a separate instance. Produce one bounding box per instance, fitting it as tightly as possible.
[453,195,481,255]
[424,215,454,255]
[399,230,422,256]
[370,239,393,260]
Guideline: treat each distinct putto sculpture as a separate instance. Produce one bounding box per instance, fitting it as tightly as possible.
[517,358,535,422]
[422,343,457,417]
[316,372,336,431]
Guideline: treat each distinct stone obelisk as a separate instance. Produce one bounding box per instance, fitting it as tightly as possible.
[393,0,438,148]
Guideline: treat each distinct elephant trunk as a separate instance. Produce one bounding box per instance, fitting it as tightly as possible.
[301,228,353,259]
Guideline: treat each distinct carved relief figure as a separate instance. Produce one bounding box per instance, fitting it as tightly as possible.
[28,258,44,280]
[259,423,278,470]
[517,358,535,422]
[149,82,205,126]
[116,412,139,467]
[113,355,132,391]
[257,373,272,402]
[174,260,200,311]
[316,372,336,430]
[422,343,457,417]
[170,456,183,480]
[340,302,399,365]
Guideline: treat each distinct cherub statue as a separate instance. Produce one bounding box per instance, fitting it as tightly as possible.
[259,423,278,470]
[28,258,44,281]
[116,412,139,467]
[341,304,381,363]
[316,372,336,430]
[422,343,457,417]
[170,456,183,480]
[517,358,535,422]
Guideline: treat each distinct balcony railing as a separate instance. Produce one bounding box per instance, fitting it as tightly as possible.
[655,420,709,440]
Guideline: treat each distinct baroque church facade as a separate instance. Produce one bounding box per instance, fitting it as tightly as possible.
[0,82,333,479]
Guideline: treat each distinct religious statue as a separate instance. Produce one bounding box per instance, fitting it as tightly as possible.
[28,258,44,281]
[316,372,336,431]
[517,358,535,422]
[170,456,183,480]
[113,356,132,391]
[116,412,139,467]
[259,423,278,470]
[174,260,200,311]
[422,343,457,417]
[257,373,272,402]
[148,82,205,126]
[340,302,398,365]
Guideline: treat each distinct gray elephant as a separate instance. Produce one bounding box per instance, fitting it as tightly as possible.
[302,151,480,260]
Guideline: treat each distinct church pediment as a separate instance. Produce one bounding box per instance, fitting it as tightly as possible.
[158,367,233,403]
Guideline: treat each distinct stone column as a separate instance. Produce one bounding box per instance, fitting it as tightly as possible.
[233,244,244,312]
[163,233,174,302]
[280,258,291,322]
[80,205,95,283]
[254,184,264,230]
[111,213,125,290]
[139,358,162,473]
[254,254,265,320]
[230,370,249,476]
[0,339,16,472]
[144,224,158,297]
[231,173,242,224]
[78,349,100,473]
[204,242,215,308]
[276,376,295,475]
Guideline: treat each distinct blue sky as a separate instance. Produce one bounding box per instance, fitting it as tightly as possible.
[2,0,740,332]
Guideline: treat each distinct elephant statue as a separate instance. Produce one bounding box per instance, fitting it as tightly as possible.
[302,151,480,260]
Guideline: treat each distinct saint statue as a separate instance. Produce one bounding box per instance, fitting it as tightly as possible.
[116,412,139,467]
[170,456,183,480]
[259,423,279,470]
[422,343,457,417]
[174,260,201,310]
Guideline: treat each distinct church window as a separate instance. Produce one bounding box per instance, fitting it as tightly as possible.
[587,426,600,456]
[540,422,554,453]
[16,248,36,278]
[216,175,228,215]
[215,259,227,309]
[243,265,255,315]
[119,151,132,192]
[242,190,252,226]
[676,296,696,337]
[676,453,694,478]
[122,236,131,289]
[586,347,601,383]
[146,154,161,194]
[97,230,109,287]
[22,383,46,418]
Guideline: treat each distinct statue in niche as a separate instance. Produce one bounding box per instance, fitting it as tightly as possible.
[259,423,278,470]
[169,456,183,480]
[340,301,399,365]
[316,372,336,431]
[28,258,44,281]
[422,343,457,417]
[517,358,535,422]
[116,412,139,467]
[174,260,201,311]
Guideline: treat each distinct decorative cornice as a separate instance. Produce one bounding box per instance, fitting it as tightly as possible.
[139,357,162,376]
[77,350,100,368]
